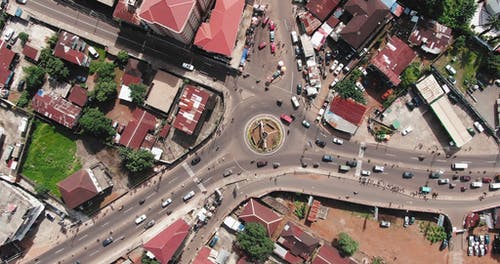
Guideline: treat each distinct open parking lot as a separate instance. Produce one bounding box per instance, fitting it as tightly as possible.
[0,103,30,176]
[467,84,500,130]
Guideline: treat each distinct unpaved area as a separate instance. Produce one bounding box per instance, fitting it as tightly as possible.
[464,225,500,264]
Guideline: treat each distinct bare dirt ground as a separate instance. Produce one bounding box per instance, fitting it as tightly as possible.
[283,198,448,264]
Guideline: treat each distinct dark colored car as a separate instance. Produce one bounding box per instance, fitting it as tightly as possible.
[102,236,113,247]
[460,186,467,192]
[412,96,422,107]
[322,155,333,162]
[256,160,268,168]
[191,156,201,166]
[440,239,449,251]
[482,177,492,183]
[460,175,471,182]
[346,160,357,167]
[315,139,326,148]
[75,75,87,83]
[296,84,302,95]
[17,80,25,92]
[402,171,414,179]
[46,213,55,221]
[144,220,155,229]
[406,101,415,111]
[448,93,458,104]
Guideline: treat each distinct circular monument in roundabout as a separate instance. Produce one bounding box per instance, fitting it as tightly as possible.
[244,114,285,155]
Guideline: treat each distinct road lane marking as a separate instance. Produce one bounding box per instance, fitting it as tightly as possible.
[146,192,155,199]
[358,142,365,158]
[436,159,447,163]
[197,183,206,193]
[182,163,195,177]
[124,207,133,213]
[385,153,396,157]
[78,234,88,241]
[410,157,419,160]
[102,221,110,227]
[355,161,362,176]
[484,160,496,163]
[55,248,65,254]
[89,250,100,257]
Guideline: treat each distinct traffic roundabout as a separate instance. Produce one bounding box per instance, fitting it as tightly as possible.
[244,114,285,155]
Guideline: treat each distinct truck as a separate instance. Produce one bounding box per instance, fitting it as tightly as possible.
[451,163,468,170]
[471,181,483,188]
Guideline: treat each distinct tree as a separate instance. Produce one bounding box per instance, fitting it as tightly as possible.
[294,201,306,219]
[439,0,477,30]
[89,60,116,81]
[372,256,386,264]
[335,78,366,104]
[116,50,129,67]
[141,253,160,264]
[39,48,69,80]
[118,147,155,173]
[92,80,117,103]
[337,232,359,256]
[479,14,500,37]
[16,90,30,108]
[18,32,29,46]
[47,34,58,49]
[23,66,46,93]
[79,108,116,142]
[400,63,421,89]
[129,83,148,105]
[483,54,500,77]
[236,222,274,262]
[423,224,447,243]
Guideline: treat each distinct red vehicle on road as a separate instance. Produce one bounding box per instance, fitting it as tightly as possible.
[280,114,293,124]
[258,41,267,49]
[270,43,276,53]
[268,20,276,31]
[262,16,269,27]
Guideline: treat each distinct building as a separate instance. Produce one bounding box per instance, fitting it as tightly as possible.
[485,0,500,16]
[112,0,141,25]
[0,41,15,89]
[297,11,322,36]
[192,246,215,264]
[118,73,142,103]
[324,97,367,135]
[370,36,417,86]
[493,208,500,229]
[273,243,303,264]
[31,90,82,129]
[53,31,90,67]
[57,164,113,209]
[146,70,181,114]
[172,85,212,135]
[22,44,40,62]
[311,244,349,264]
[137,0,214,44]
[0,180,44,247]
[415,75,472,148]
[118,108,157,150]
[277,222,319,261]
[340,0,391,51]
[193,0,245,57]
[306,0,339,21]
[67,85,88,107]
[239,198,282,236]
[408,19,452,55]
[144,219,190,263]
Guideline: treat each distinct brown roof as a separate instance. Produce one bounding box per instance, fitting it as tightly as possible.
[22,44,40,62]
[239,198,282,236]
[112,0,140,25]
[329,97,367,126]
[278,221,319,260]
[306,0,339,21]
[31,90,82,129]
[298,11,322,35]
[53,31,89,67]
[119,108,156,149]
[0,41,15,87]
[57,169,98,209]
[172,85,210,135]
[143,219,190,264]
[312,244,349,264]
[67,85,88,107]
[340,0,390,50]
[408,19,452,55]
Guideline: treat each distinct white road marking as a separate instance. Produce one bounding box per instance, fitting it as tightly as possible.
[124,207,133,213]
[358,142,365,158]
[410,157,419,160]
[484,160,496,163]
[78,234,88,241]
[197,183,206,193]
[355,161,362,176]
[385,153,396,157]
[102,221,110,227]
[436,159,447,163]
[146,192,155,199]
[55,248,65,254]
[283,19,289,31]
[89,250,99,257]
[182,163,195,177]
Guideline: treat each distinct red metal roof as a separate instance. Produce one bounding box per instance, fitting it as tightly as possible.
[139,0,195,32]
[279,222,319,260]
[144,219,190,264]
[306,0,339,21]
[312,244,349,264]
[22,44,40,62]
[122,73,142,86]
[172,85,210,135]
[325,14,340,28]
[340,0,390,50]
[112,0,140,25]
[194,0,245,57]
[193,246,215,264]
[239,198,282,236]
[57,169,98,209]
[408,19,452,55]
[68,85,88,107]
[298,11,322,35]
[53,31,88,66]
[307,200,321,222]
[159,124,170,138]
[329,97,367,126]
[119,108,156,149]
[0,41,15,86]
[31,90,82,129]
[370,36,417,86]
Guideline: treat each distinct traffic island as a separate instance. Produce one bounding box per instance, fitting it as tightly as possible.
[245,115,284,155]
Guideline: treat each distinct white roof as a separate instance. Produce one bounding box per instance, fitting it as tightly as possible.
[118,85,132,102]
[430,96,472,148]
[150,147,163,160]
[415,74,445,104]
[300,34,315,58]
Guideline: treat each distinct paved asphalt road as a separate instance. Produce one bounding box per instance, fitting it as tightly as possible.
[18,0,500,263]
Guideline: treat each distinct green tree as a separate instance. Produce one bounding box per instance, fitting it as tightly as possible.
[129,83,148,105]
[47,34,58,49]
[16,90,30,108]
[23,66,46,93]
[39,48,69,80]
[116,50,129,67]
[89,60,116,80]
[479,14,500,37]
[400,63,421,89]
[119,147,155,173]
[294,201,306,219]
[237,222,274,262]
[425,224,447,243]
[372,256,386,264]
[18,32,29,46]
[439,0,477,30]
[79,108,116,142]
[337,232,359,256]
[92,80,117,103]
[335,78,366,104]
[483,54,500,77]
[141,253,160,264]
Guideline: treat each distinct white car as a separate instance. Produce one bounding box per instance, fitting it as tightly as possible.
[135,214,147,225]
[361,170,371,176]
[358,66,368,76]
[3,28,15,41]
[333,63,344,75]
[355,81,365,92]
[401,127,413,136]
[296,59,303,71]
[329,78,339,88]
[438,178,450,185]
[161,198,172,208]
[332,137,344,145]
[373,165,385,172]
[183,190,195,201]
[182,62,194,71]
[330,60,339,71]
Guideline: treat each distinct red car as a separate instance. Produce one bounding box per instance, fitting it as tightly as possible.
[262,16,269,27]
[268,20,276,31]
[482,177,492,183]
[270,43,276,53]
[258,41,267,49]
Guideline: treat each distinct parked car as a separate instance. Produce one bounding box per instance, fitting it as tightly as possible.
[258,41,267,49]
[482,177,493,183]
[88,46,99,58]
[401,127,413,136]
[16,0,28,4]
[329,78,339,89]
[332,137,343,145]
[333,63,344,75]
[440,239,449,251]
[296,84,302,94]
[75,75,87,83]
[161,198,172,208]
[438,178,450,185]
[381,89,394,100]
[191,156,201,165]
[223,169,233,177]
[269,31,275,42]
[430,170,444,179]
[182,62,194,71]
[461,186,468,192]
[262,16,269,27]
[373,165,384,172]
[256,160,268,167]
[270,43,276,54]
[17,80,25,92]
[272,162,280,168]
[448,76,457,84]
[315,139,326,148]
[3,28,15,41]
[294,45,301,57]
[402,171,414,179]
[183,190,196,201]
[102,236,113,247]
[346,160,357,167]
[322,155,333,162]
[296,59,303,71]
[268,20,276,31]
[301,120,311,128]
[355,81,365,92]
[380,220,391,228]
[144,220,155,229]
[460,175,471,182]
[135,214,147,225]
[330,60,339,72]
[361,170,371,176]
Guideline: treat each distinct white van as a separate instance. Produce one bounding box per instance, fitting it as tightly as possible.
[291,96,300,109]
[161,198,172,208]
[373,165,384,172]
[88,46,99,59]
[451,163,468,170]
[445,64,456,75]
[489,183,500,190]
[135,214,147,225]
[473,121,484,133]
[290,31,299,44]
[471,181,483,188]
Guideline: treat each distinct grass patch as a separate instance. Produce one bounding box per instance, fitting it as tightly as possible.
[96,47,106,62]
[434,48,482,92]
[22,121,81,197]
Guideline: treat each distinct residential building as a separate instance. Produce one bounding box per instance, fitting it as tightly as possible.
[22,44,40,62]
[143,219,191,263]
[277,221,319,261]
[340,0,391,51]
[53,31,90,67]
[118,108,157,150]
[312,244,349,264]
[146,70,181,114]
[297,11,322,36]
[193,0,245,57]
[67,85,88,107]
[238,198,282,236]
[118,73,142,103]
[370,36,417,86]
[485,0,500,16]
[306,0,339,21]
[0,41,15,89]
[31,90,82,129]
[173,85,213,135]
[192,246,215,264]
[324,97,367,135]
[408,19,452,55]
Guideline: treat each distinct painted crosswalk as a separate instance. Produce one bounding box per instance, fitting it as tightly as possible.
[182,162,195,177]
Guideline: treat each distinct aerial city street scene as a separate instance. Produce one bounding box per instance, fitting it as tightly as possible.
[0,0,500,263]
